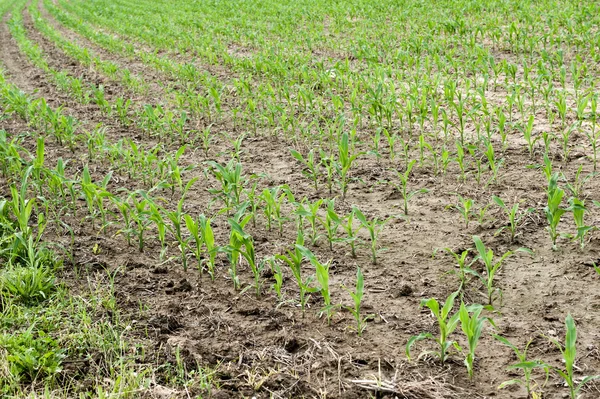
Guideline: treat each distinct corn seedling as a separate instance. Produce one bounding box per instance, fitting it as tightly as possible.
[560,124,578,164]
[519,114,539,157]
[436,247,471,293]
[459,302,492,379]
[164,178,198,270]
[290,148,319,191]
[130,194,152,252]
[342,208,362,258]
[319,150,336,194]
[80,167,113,233]
[343,266,373,336]
[484,141,503,186]
[148,201,168,260]
[566,197,594,249]
[112,195,133,247]
[268,257,284,301]
[492,196,535,243]
[585,96,599,170]
[295,198,323,246]
[392,160,428,215]
[381,128,397,162]
[353,207,390,264]
[467,144,484,185]
[229,132,245,162]
[277,231,317,313]
[545,173,567,250]
[451,194,474,229]
[335,132,361,199]
[406,290,460,365]
[261,185,293,235]
[470,236,532,306]
[113,97,131,126]
[185,213,206,272]
[8,168,36,245]
[228,219,263,297]
[297,245,336,324]
[222,203,252,290]
[200,125,214,157]
[321,199,341,250]
[199,214,218,279]
[494,335,549,397]
[546,315,600,399]
[206,159,245,212]
[451,140,466,180]
[563,165,595,201]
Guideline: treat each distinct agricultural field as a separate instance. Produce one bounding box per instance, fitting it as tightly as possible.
[1,0,600,397]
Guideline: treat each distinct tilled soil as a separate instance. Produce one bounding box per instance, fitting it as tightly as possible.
[2,2,600,398]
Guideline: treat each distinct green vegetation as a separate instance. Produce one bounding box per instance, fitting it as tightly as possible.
[0,0,599,396]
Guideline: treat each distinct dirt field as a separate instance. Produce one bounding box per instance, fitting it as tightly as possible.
[1,0,600,398]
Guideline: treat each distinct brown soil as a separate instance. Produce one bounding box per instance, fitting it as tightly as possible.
[2,3,600,399]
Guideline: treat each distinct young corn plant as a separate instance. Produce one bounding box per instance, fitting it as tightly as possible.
[297,245,336,324]
[244,180,261,228]
[456,142,467,182]
[470,236,532,306]
[295,198,323,246]
[567,197,594,249]
[113,97,131,126]
[164,178,198,271]
[228,219,264,297]
[451,194,474,228]
[321,199,341,250]
[406,290,460,365]
[261,185,293,235]
[277,231,317,314]
[484,141,503,186]
[130,194,152,253]
[436,247,471,293]
[199,125,214,157]
[112,195,133,247]
[199,214,218,279]
[319,150,336,194]
[229,132,245,162]
[593,262,600,276]
[185,213,205,272]
[148,201,168,260]
[392,160,428,215]
[8,168,36,245]
[343,266,373,336]
[546,315,600,399]
[563,165,595,201]
[335,132,362,199]
[519,114,539,157]
[290,148,319,191]
[31,137,45,196]
[494,335,549,397]
[353,207,390,264]
[269,257,284,301]
[459,302,492,379]
[492,196,535,243]
[223,204,252,290]
[341,209,362,258]
[205,159,245,212]
[545,173,567,250]
[585,96,599,171]
[81,167,113,233]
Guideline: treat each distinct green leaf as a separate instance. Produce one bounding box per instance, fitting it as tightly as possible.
[406,333,433,360]
[492,195,505,208]
[564,314,576,373]
[497,379,523,390]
